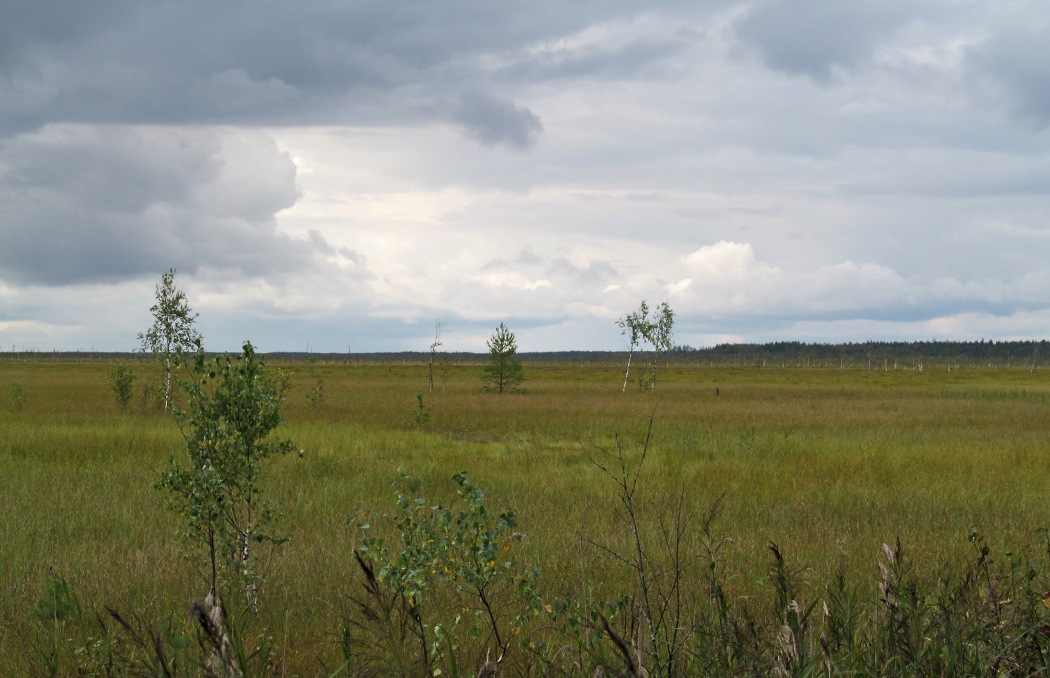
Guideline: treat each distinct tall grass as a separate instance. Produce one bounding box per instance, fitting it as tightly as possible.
[2,358,1050,672]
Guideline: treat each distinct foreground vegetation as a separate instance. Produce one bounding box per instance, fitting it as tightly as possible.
[3,357,1050,674]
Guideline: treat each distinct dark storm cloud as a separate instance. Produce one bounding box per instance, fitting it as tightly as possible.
[967,24,1050,128]
[0,0,712,141]
[0,0,135,64]
[734,0,918,80]
[451,88,543,148]
[0,125,361,286]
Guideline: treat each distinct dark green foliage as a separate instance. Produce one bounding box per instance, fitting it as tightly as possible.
[673,338,1050,369]
[350,472,542,675]
[482,322,525,393]
[138,377,165,413]
[158,341,297,601]
[10,381,26,411]
[26,574,260,677]
[31,574,80,625]
[108,363,136,412]
[413,389,430,424]
[305,379,328,411]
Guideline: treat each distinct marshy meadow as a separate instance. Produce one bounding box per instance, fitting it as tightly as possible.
[3,354,1050,675]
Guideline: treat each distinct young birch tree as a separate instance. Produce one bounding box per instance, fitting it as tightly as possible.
[617,301,675,391]
[645,301,675,391]
[158,341,296,605]
[138,268,201,410]
[617,301,650,393]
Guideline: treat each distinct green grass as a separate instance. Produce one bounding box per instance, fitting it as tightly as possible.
[3,358,1050,673]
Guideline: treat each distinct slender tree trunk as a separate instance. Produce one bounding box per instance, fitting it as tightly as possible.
[164,355,172,410]
[208,527,217,596]
[244,488,255,607]
[622,348,634,393]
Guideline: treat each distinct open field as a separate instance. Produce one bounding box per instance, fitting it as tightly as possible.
[3,357,1050,673]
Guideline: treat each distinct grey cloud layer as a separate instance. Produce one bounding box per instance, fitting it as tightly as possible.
[968,23,1050,127]
[5,2,1049,141]
[736,0,1050,130]
[734,0,921,80]
[4,1,1050,350]
[0,0,698,145]
[0,125,364,285]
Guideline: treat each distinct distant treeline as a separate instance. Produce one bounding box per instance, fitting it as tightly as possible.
[2,339,1048,369]
[664,339,1050,369]
[282,339,1050,369]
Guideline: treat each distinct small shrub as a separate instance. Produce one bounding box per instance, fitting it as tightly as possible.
[138,378,165,413]
[413,389,430,425]
[306,379,328,412]
[108,364,136,412]
[27,574,81,676]
[349,472,542,676]
[10,381,26,411]
[158,341,297,604]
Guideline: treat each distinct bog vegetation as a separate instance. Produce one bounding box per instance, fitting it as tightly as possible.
[3,353,1050,675]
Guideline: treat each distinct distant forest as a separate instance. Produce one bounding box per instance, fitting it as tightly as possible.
[4,340,1048,370]
[355,340,1049,370]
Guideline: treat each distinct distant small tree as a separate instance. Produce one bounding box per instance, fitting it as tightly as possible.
[305,380,328,412]
[108,364,136,412]
[427,321,445,393]
[617,301,675,391]
[10,381,26,412]
[482,322,525,393]
[647,301,675,390]
[617,301,649,393]
[138,268,201,411]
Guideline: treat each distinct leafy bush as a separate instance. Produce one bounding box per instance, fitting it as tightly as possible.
[10,381,25,411]
[306,379,328,412]
[158,341,297,604]
[108,363,136,412]
[348,472,542,675]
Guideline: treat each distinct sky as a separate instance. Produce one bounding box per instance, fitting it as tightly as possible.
[2,0,1049,353]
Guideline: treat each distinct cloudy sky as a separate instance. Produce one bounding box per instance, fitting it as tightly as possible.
[2,0,1049,352]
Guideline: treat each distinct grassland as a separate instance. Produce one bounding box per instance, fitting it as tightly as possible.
[3,357,1050,673]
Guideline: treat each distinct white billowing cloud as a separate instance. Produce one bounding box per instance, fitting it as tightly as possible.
[805,261,907,309]
[667,242,906,316]
[262,110,1050,350]
[680,241,773,284]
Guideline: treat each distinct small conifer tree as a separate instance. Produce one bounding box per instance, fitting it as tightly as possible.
[482,322,525,393]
